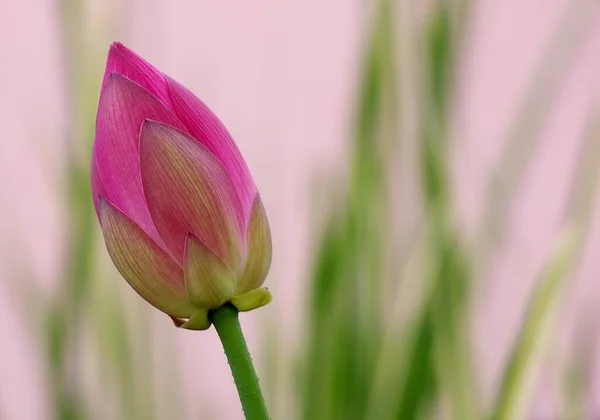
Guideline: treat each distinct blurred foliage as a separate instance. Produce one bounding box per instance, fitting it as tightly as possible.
[298,1,600,420]
[491,111,600,420]
[301,1,395,419]
[299,1,475,419]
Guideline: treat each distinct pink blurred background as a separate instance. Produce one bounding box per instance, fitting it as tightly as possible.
[1,0,600,418]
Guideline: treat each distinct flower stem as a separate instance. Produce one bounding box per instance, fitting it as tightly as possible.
[210,304,270,420]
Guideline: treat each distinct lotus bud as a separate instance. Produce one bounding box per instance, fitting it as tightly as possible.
[91,42,272,330]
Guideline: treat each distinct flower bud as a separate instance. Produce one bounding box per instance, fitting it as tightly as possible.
[92,43,272,329]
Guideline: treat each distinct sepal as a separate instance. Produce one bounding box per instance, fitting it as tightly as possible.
[230,287,272,312]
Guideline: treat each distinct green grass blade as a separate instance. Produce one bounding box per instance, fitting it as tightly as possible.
[490,229,577,420]
[300,1,397,419]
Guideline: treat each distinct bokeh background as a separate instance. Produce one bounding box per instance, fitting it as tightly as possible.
[1,0,600,419]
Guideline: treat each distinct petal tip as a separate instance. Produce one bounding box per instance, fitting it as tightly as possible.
[230,287,272,312]
[97,194,107,209]
[184,234,236,309]
[106,71,126,83]
[107,42,136,63]
[139,120,188,156]
[103,42,169,103]
[98,196,122,214]
[101,72,130,93]
[140,118,166,134]
[97,196,114,223]
[139,119,165,151]
[178,309,211,331]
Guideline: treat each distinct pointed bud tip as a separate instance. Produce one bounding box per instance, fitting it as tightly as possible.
[109,41,132,55]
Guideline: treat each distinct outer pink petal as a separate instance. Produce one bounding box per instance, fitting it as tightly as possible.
[94,73,186,247]
[90,144,107,219]
[102,42,172,107]
[166,76,257,230]
[99,198,195,318]
[139,120,245,273]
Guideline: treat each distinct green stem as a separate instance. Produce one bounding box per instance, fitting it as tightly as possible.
[210,305,270,420]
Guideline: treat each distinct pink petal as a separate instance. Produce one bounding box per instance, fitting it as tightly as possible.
[102,42,172,107]
[236,195,272,294]
[99,198,195,318]
[139,120,245,273]
[184,234,236,309]
[166,77,257,229]
[90,144,107,219]
[94,73,186,247]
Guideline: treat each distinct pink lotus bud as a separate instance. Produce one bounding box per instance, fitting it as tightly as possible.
[92,43,272,330]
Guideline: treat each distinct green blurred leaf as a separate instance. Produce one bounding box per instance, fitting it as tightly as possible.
[427,7,451,120]
[300,1,396,419]
[394,312,436,419]
[490,229,577,420]
[416,4,479,420]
